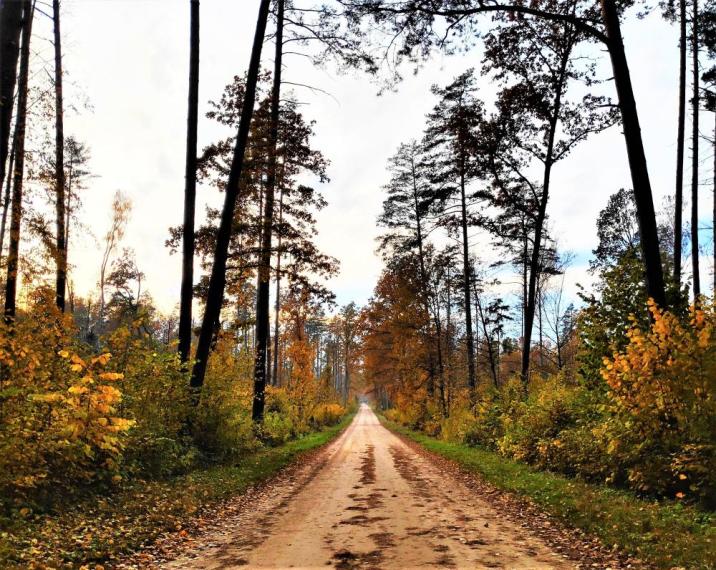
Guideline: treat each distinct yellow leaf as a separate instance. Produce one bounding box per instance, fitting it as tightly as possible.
[99,372,124,381]
[92,353,112,366]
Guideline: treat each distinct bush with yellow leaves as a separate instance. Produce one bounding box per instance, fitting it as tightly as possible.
[601,299,716,502]
[0,288,349,504]
[310,403,346,428]
[105,323,193,476]
[191,334,258,458]
[0,290,134,498]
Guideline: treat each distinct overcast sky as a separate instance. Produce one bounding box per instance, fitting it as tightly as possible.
[44,0,713,315]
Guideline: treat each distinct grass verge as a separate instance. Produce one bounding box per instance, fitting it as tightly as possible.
[384,418,716,570]
[0,414,354,569]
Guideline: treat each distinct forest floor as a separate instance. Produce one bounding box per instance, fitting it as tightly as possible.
[127,404,638,570]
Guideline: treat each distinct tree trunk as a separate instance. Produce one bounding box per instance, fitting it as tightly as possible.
[4,1,31,323]
[445,266,452,414]
[459,164,476,392]
[520,45,567,387]
[266,329,272,386]
[53,0,66,312]
[191,0,272,391]
[0,0,23,195]
[433,286,447,416]
[600,0,667,307]
[0,127,15,257]
[474,286,498,387]
[538,290,544,369]
[272,186,283,386]
[713,110,715,295]
[179,0,200,363]
[251,0,283,422]
[410,155,437,397]
[522,230,527,339]
[65,158,72,265]
[674,0,687,286]
[691,0,701,298]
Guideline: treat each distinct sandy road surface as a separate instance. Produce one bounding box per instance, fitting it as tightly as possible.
[163,404,575,569]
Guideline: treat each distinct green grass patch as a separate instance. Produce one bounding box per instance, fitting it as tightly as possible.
[384,419,716,570]
[0,414,354,568]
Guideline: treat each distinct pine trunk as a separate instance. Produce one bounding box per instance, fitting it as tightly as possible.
[600,0,667,307]
[179,0,200,363]
[4,1,32,322]
[0,0,22,195]
[475,287,498,387]
[520,47,566,387]
[410,156,437,397]
[251,0,283,422]
[53,0,66,312]
[272,186,284,385]
[190,0,272,391]
[674,0,687,286]
[691,0,701,298]
[459,166,476,392]
[0,129,15,257]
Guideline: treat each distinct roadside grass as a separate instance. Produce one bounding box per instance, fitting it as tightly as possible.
[0,414,354,569]
[384,419,716,570]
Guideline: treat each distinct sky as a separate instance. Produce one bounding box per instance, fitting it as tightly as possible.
[38,0,714,315]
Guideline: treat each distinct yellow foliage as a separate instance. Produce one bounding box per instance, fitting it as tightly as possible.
[601,299,716,500]
[0,291,134,495]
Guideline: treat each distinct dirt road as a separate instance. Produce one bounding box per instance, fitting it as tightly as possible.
[157,404,583,569]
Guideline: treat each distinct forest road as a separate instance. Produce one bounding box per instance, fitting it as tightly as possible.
[163,404,575,569]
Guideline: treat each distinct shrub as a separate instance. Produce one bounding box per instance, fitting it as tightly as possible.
[601,300,716,503]
[440,407,477,444]
[106,324,193,475]
[0,291,134,498]
[192,336,258,459]
[260,411,295,445]
[310,403,345,428]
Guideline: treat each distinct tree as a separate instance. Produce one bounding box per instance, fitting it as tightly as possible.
[360,256,431,416]
[478,12,616,385]
[4,0,32,323]
[692,0,702,298]
[190,0,273,393]
[337,0,668,308]
[53,0,66,312]
[178,0,200,364]
[378,140,443,398]
[665,0,689,287]
[272,184,285,384]
[473,276,511,387]
[331,302,359,404]
[699,0,716,294]
[105,247,147,325]
[61,137,91,272]
[30,135,92,298]
[579,189,648,384]
[422,70,483,393]
[253,0,284,422]
[0,0,23,196]
[97,191,131,334]
[590,188,640,272]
